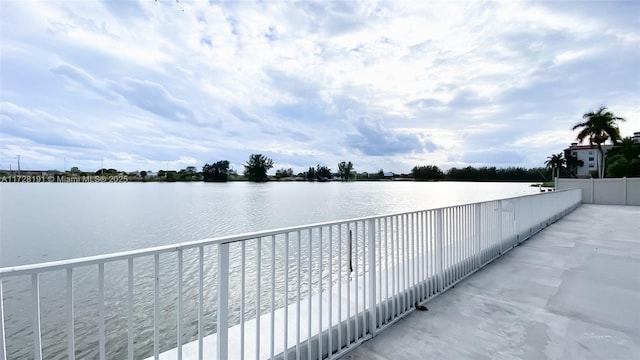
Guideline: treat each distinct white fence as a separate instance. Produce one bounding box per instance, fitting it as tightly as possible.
[0,189,582,360]
[556,177,640,205]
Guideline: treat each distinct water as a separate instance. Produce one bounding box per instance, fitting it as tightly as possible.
[0,181,537,359]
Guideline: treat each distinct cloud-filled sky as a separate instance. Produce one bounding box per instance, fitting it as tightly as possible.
[1,0,638,174]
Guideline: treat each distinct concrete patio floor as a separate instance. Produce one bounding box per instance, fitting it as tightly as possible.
[340,204,640,360]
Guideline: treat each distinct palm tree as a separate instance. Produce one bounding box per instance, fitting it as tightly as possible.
[545,153,566,179]
[565,155,584,177]
[572,106,625,178]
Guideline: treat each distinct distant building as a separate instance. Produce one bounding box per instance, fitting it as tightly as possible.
[564,143,613,178]
[562,131,640,178]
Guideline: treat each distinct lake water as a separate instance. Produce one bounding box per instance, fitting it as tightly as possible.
[1,181,538,267]
[0,181,538,359]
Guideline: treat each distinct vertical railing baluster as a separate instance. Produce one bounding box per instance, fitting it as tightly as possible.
[475,204,481,270]
[338,225,343,352]
[318,228,323,360]
[256,238,262,360]
[467,206,472,274]
[384,218,389,322]
[354,222,359,340]
[296,230,301,360]
[271,235,276,360]
[240,242,246,360]
[377,218,382,324]
[284,233,290,360]
[395,216,400,312]
[361,221,367,335]
[218,242,229,360]
[328,226,333,359]
[32,273,42,360]
[455,207,460,281]
[154,254,160,360]
[177,249,183,360]
[411,213,416,306]
[499,201,504,254]
[198,247,204,360]
[128,259,134,360]
[436,209,443,292]
[307,229,312,360]
[362,222,367,335]
[66,268,75,360]
[0,280,6,360]
[367,219,377,337]
[346,225,351,348]
[421,211,425,295]
[390,217,396,317]
[98,263,105,360]
[402,214,408,311]
[460,206,464,277]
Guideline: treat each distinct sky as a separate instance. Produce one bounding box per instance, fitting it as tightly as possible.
[1,0,639,174]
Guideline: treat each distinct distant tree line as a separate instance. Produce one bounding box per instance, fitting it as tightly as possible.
[29,154,568,184]
[412,165,552,182]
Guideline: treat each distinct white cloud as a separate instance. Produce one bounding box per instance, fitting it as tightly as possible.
[1,0,638,174]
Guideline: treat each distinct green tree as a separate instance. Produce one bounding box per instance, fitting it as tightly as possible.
[140,170,147,181]
[337,161,354,181]
[412,165,444,181]
[165,171,177,182]
[306,167,316,181]
[275,168,294,179]
[203,160,230,182]
[244,154,273,182]
[565,155,584,177]
[572,106,625,178]
[605,137,640,177]
[316,165,332,181]
[544,153,565,179]
[177,166,199,181]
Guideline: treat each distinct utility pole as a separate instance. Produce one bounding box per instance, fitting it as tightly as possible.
[16,155,20,175]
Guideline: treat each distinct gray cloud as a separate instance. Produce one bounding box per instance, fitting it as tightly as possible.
[101,0,146,20]
[50,65,118,101]
[346,119,431,156]
[112,79,195,123]
[462,150,526,165]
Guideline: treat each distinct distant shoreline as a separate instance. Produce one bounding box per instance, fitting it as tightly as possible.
[0,174,548,184]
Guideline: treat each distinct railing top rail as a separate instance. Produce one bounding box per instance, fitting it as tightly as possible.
[0,188,581,278]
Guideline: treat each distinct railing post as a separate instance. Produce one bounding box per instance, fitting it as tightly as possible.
[367,219,377,337]
[435,209,443,291]
[0,280,6,360]
[217,242,230,360]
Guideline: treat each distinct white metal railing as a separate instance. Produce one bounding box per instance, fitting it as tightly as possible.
[0,189,581,360]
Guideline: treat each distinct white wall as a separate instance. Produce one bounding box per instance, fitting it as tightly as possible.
[556,178,640,205]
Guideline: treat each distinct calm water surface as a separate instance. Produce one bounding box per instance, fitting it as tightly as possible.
[1,181,537,266]
[0,181,537,359]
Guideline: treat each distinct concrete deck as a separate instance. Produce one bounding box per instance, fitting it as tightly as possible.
[341,205,640,360]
